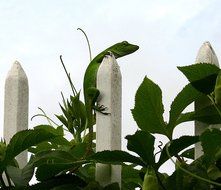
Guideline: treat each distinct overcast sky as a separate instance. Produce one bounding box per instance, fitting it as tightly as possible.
[1,0,221,174]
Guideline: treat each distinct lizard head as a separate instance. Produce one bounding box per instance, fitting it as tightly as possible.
[110,41,139,58]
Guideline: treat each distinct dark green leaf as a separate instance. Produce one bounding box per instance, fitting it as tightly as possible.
[178,63,220,94]
[36,163,75,181]
[200,128,221,166]
[6,163,34,187]
[35,151,87,181]
[52,184,82,190]
[157,136,199,168]
[104,182,120,190]
[126,131,155,165]
[164,160,210,190]
[168,84,204,133]
[131,77,167,136]
[1,129,60,171]
[50,136,70,146]
[59,103,71,121]
[34,125,63,136]
[207,165,221,180]
[56,114,68,128]
[88,150,146,166]
[71,93,86,130]
[30,150,77,167]
[176,105,221,125]
[27,174,86,189]
[122,165,142,188]
[78,163,95,180]
[68,143,87,160]
[83,181,102,190]
[28,141,57,154]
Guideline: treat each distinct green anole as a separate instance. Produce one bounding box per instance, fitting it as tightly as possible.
[83,40,139,154]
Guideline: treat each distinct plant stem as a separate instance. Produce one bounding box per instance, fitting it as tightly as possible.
[208,94,221,118]
[77,28,92,62]
[166,142,221,187]
[60,55,77,96]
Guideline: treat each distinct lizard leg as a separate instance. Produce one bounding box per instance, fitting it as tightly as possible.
[93,104,110,115]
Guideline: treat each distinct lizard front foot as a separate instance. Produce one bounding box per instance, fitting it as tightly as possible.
[93,104,110,115]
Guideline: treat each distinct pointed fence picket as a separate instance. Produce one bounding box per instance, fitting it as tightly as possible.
[194,41,221,159]
[96,54,122,186]
[2,41,220,186]
[3,61,29,168]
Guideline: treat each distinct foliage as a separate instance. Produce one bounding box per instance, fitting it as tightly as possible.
[1,32,221,189]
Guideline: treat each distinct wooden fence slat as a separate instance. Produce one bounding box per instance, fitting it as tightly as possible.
[4,61,29,168]
[194,41,220,159]
[96,54,122,186]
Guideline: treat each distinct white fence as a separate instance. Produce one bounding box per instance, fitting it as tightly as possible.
[2,42,220,186]
[194,41,221,159]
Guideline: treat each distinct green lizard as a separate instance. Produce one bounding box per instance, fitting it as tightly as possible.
[83,40,139,154]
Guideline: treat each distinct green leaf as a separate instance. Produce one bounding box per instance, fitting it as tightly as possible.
[157,136,199,168]
[83,181,102,190]
[27,174,86,189]
[78,163,95,180]
[200,128,221,166]
[71,93,86,129]
[6,163,34,187]
[52,184,82,190]
[131,77,167,136]
[34,125,64,136]
[28,141,57,154]
[36,163,76,181]
[1,129,60,172]
[33,151,89,184]
[164,160,210,190]
[126,131,155,165]
[68,143,87,160]
[104,182,120,190]
[178,63,220,94]
[122,165,142,188]
[55,114,68,128]
[34,150,87,181]
[207,165,221,180]
[30,150,77,167]
[168,83,205,133]
[214,70,221,106]
[88,150,146,167]
[176,105,221,125]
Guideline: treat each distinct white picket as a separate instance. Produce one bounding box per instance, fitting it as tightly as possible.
[96,54,122,187]
[4,61,29,168]
[194,41,220,159]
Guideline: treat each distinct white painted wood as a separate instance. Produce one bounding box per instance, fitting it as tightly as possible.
[4,61,29,168]
[96,54,122,187]
[194,41,220,159]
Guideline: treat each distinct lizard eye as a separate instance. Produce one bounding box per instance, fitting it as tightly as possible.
[122,41,128,45]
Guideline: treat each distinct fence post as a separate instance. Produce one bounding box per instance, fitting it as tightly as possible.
[194,41,220,159]
[96,54,122,187]
[4,61,29,168]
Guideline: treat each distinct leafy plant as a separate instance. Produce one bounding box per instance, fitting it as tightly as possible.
[2,28,221,189]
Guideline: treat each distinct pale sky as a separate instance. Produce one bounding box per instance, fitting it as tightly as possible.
[1,0,221,174]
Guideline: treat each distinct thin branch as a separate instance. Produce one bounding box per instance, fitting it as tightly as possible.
[77,28,92,61]
[60,55,77,96]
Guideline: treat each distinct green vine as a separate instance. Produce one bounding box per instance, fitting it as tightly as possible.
[166,142,221,187]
